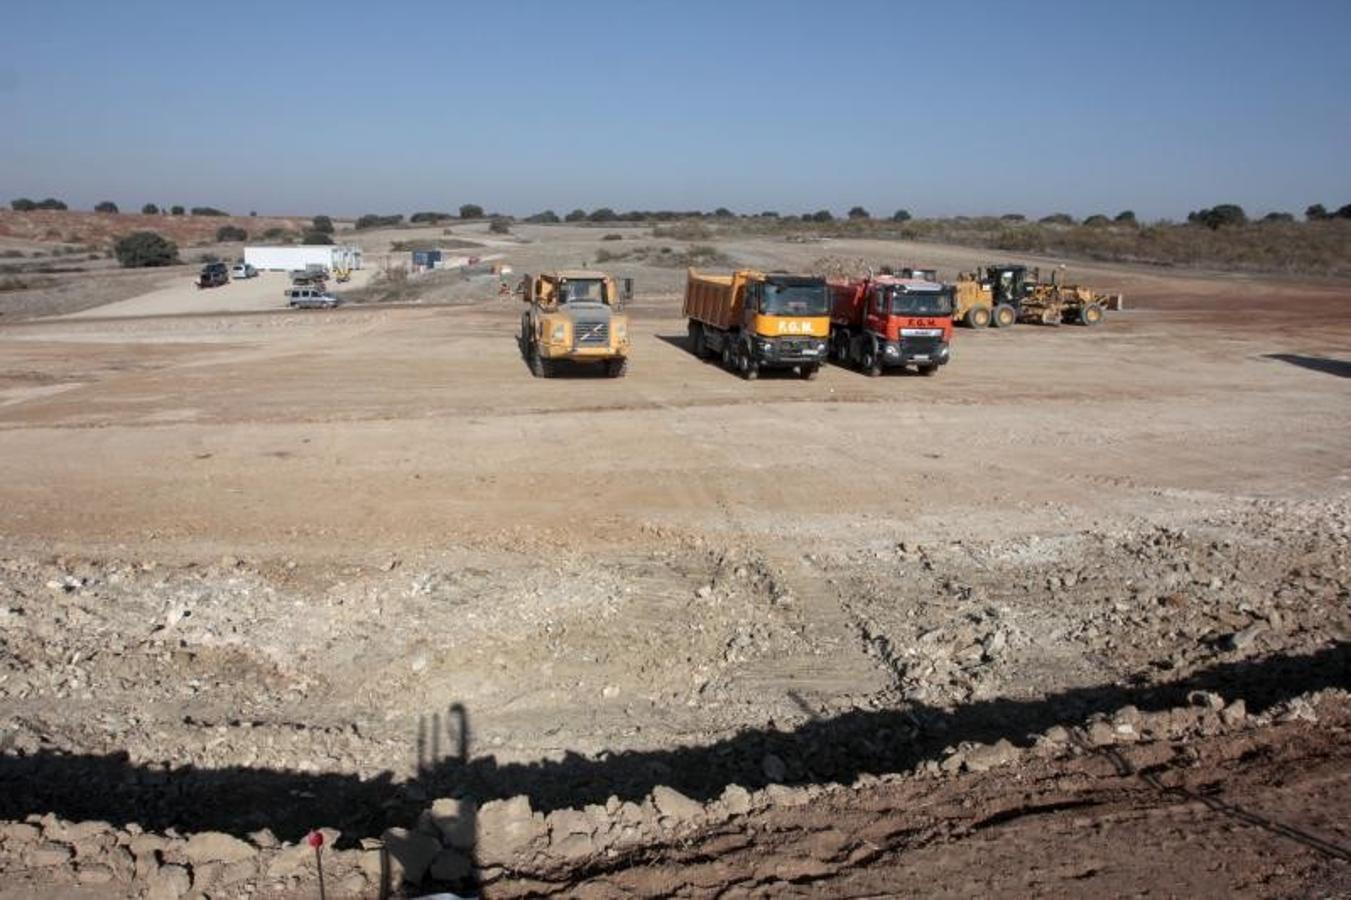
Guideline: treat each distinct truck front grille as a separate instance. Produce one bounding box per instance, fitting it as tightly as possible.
[573,321,609,347]
[901,336,941,357]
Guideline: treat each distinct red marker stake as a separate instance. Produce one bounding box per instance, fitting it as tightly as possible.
[307,830,327,900]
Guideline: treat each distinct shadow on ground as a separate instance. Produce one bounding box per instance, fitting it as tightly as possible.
[1263,353,1351,378]
[1,642,1345,854]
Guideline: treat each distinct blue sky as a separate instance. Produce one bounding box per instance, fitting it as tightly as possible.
[2,0,1348,220]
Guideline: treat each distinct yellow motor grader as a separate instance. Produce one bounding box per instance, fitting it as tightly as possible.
[953,264,1124,328]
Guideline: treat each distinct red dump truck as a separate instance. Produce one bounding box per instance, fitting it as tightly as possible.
[684,268,831,380]
[828,275,954,376]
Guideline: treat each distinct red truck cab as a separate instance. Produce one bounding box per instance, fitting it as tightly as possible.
[828,275,954,376]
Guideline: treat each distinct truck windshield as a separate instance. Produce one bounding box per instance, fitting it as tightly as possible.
[559,279,607,303]
[889,289,953,316]
[762,283,828,316]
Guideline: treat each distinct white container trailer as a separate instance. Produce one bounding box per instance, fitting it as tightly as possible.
[244,245,363,272]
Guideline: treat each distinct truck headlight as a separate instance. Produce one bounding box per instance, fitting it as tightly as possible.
[758,340,774,352]
[551,323,567,342]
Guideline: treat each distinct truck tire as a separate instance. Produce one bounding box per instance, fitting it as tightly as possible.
[530,345,551,378]
[721,341,734,371]
[1078,302,1104,326]
[967,306,992,328]
[832,332,849,363]
[918,363,938,377]
[738,350,758,380]
[688,321,708,358]
[992,304,1017,328]
[860,343,882,377]
[606,358,628,378]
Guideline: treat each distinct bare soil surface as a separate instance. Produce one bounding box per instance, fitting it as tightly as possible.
[0,229,1347,897]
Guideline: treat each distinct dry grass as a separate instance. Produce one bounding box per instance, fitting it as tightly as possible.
[594,243,732,268]
[718,217,1351,278]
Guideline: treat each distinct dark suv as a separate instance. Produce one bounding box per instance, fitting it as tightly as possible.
[197,262,229,289]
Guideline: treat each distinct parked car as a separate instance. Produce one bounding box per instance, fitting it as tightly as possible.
[286,287,340,309]
[197,262,229,289]
[231,263,258,279]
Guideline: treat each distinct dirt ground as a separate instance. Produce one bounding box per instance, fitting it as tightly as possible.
[0,225,1348,897]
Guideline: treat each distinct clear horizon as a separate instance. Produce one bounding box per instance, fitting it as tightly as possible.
[3,0,1348,221]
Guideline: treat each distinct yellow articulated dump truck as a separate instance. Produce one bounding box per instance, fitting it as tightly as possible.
[519,269,631,378]
[684,268,830,380]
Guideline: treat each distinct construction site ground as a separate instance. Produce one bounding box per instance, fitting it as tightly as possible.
[0,223,1348,897]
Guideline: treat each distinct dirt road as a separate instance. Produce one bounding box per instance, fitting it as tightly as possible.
[0,230,1347,897]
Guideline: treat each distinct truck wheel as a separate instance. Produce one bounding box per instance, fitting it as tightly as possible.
[1078,303,1104,326]
[688,321,707,357]
[721,342,734,371]
[860,344,882,377]
[606,358,628,378]
[967,306,992,328]
[800,364,819,380]
[832,333,849,363]
[992,304,1017,328]
[738,352,758,380]
[530,345,550,378]
[918,363,938,377]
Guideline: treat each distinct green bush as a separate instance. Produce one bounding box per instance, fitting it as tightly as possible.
[564,209,587,222]
[458,204,484,219]
[847,206,870,219]
[488,218,511,234]
[892,209,912,222]
[311,215,334,234]
[36,198,67,210]
[302,230,334,245]
[215,225,248,242]
[1338,204,1351,220]
[1188,204,1247,229]
[713,207,734,218]
[114,231,179,268]
[191,206,228,217]
[355,213,404,229]
[1114,210,1137,225]
[1306,204,1329,221]
[525,210,560,224]
[760,211,780,218]
[141,203,159,215]
[601,233,623,241]
[94,201,119,213]
[1000,213,1025,221]
[170,206,185,215]
[1039,213,1075,225]
[809,209,833,222]
[1083,214,1110,226]
[410,211,453,224]
[588,207,618,222]
[10,198,37,211]
[1262,212,1295,222]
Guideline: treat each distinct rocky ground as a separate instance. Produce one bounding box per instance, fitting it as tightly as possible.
[0,227,1347,897]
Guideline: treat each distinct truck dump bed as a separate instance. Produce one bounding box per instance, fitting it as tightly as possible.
[684,268,747,330]
[829,278,867,325]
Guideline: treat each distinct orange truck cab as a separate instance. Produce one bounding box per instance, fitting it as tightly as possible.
[828,275,954,376]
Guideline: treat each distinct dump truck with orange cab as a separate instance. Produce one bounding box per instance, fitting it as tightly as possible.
[684,268,830,380]
[829,275,954,376]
